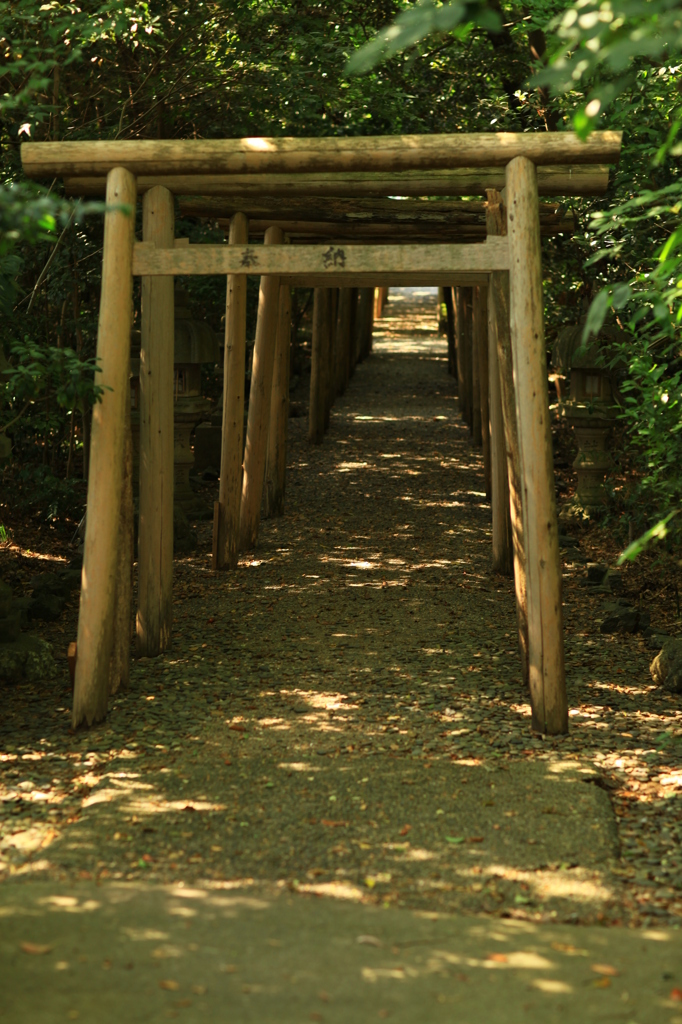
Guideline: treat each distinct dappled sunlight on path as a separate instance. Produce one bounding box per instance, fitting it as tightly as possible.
[1,289,681,936]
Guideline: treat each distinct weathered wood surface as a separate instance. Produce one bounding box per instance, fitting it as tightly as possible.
[506,156,567,736]
[62,164,611,199]
[137,185,174,657]
[486,188,528,676]
[264,284,291,517]
[73,167,136,729]
[23,132,621,178]
[309,288,329,444]
[239,226,284,550]
[132,240,510,277]
[216,212,249,569]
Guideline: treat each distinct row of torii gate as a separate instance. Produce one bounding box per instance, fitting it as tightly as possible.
[22,131,623,735]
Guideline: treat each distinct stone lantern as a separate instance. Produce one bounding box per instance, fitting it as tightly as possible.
[130,285,218,515]
[553,324,622,514]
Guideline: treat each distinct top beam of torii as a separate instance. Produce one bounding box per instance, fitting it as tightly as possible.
[21,131,622,179]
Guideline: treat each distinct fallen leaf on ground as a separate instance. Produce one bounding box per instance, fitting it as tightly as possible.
[320,819,348,828]
[591,964,619,977]
[487,953,508,963]
[160,980,180,991]
[191,986,207,995]
[671,988,682,1002]
[398,825,411,836]
[551,943,587,956]
[445,836,465,844]
[357,935,382,947]
[20,942,53,955]
[592,977,612,988]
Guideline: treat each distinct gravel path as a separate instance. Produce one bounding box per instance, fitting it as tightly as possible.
[1,288,681,932]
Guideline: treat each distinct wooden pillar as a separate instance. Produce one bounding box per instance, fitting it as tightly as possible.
[110,392,134,694]
[488,274,513,576]
[239,224,284,551]
[335,288,352,397]
[72,167,136,729]
[471,297,482,445]
[348,288,359,378]
[264,284,291,518]
[216,212,249,569]
[443,286,456,378]
[506,156,567,736]
[456,288,473,428]
[309,287,328,444]
[137,185,174,656]
[487,188,528,681]
[475,286,491,494]
[324,288,336,431]
[357,287,373,362]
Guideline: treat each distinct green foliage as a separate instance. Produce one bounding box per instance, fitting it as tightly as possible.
[618,510,679,564]
[346,0,500,75]
[533,0,682,136]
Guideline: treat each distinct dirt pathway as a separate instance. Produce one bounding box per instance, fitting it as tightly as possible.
[1,289,681,936]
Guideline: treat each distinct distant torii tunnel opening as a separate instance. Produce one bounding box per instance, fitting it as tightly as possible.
[21,131,623,736]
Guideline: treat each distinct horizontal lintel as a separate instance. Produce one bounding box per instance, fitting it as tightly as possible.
[22,132,622,179]
[131,240,509,277]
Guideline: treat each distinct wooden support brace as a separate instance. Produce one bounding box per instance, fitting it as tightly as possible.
[72,167,136,728]
[506,157,567,735]
[239,225,284,550]
[216,212,249,569]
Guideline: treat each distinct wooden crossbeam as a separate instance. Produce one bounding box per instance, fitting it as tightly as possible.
[62,165,609,199]
[229,217,574,241]
[180,196,572,227]
[131,240,509,277]
[22,132,621,178]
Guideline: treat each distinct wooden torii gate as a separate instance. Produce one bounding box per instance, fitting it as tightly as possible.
[22,131,622,737]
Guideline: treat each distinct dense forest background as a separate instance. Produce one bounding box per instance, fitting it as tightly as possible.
[1,0,681,548]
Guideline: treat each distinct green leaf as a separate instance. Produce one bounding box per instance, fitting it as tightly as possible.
[617,510,680,564]
[445,835,465,844]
